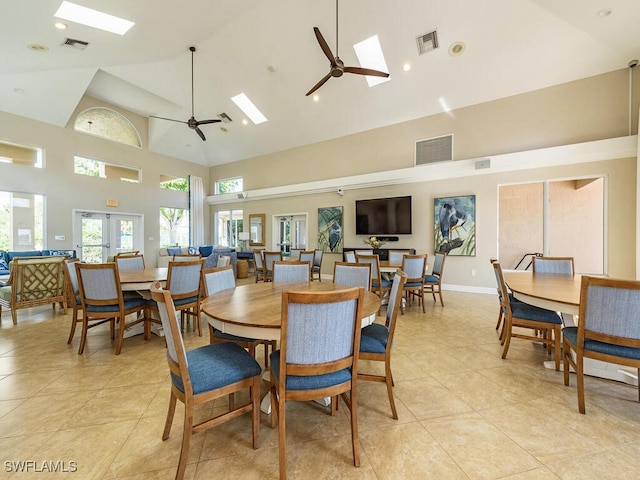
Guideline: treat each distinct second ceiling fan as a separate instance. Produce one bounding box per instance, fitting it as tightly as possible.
[151,46,220,141]
[306,0,389,96]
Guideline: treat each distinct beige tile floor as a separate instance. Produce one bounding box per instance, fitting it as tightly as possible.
[1,281,640,479]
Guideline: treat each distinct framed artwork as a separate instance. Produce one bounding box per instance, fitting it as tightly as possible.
[434,195,476,256]
[318,206,343,253]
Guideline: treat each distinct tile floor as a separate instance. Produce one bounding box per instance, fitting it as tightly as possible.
[1,281,640,479]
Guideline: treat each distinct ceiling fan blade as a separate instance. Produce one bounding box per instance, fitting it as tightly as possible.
[313,27,336,66]
[150,115,187,124]
[306,72,333,96]
[195,119,222,126]
[343,66,389,78]
[194,126,206,141]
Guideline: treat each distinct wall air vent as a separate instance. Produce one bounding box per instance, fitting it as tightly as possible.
[415,134,453,166]
[62,38,89,50]
[416,30,438,55]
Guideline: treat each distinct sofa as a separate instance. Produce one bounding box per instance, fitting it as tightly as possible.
[157,246,238,274]
[0,249,76,277]
[0,255,68,324]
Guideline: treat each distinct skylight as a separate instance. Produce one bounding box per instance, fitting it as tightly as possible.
[54,1,134,35]
[231,93,267,125]
[353,35,390,87]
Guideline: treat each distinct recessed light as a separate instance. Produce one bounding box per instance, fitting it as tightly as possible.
[403,63,411,72]
[54,21,68,30]
[219,126,228,133]
[448,41,465,57]
[27,44,49,52]
[242,119,248,125]
[313,94,320,102]
[597,8,612,17]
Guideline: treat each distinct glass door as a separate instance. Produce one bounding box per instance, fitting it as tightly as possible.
[274,214,307,256]
[74,211,142,263]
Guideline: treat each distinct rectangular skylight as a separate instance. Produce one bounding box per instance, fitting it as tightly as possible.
[353,35,390,87]
[54,1,134,35]
[231,93,268,125]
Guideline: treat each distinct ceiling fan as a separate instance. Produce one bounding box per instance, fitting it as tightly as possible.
[306,0,389,96]
[150,46,220,141]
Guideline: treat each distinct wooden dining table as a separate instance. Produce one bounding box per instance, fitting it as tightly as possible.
[503,270,581,316]
[119,267,168,291]
[201,281,381,342]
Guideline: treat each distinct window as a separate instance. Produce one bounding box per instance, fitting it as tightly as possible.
[0,191,45,251]
[160,207,189,247]
[74,156,140,183]
[74,107,141,148]
[216,210,243,247]
[160,175,188,191]
[215,177,243,194]
[0,139,43,168]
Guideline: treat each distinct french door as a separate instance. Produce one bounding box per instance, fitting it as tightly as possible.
[273,214,307,255]
[73,211,143,263]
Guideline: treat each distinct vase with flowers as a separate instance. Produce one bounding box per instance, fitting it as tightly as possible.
[364,236,386,249]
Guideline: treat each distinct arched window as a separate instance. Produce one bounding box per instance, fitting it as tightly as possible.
[74,107,141,148]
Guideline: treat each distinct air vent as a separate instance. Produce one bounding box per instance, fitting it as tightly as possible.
[416,30,438,55]
[415,134,453,166]
[62,38,89,50]
[218,113,233,123]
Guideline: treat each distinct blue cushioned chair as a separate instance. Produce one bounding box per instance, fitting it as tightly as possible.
[424,251,446,307]
[358,270,407,419]
[204,265,276,369]
[269,287,364,480]
[356,254,391,312]
[150,282,261,480]
[400,254,427,313]
[75,262,148,355]
[273,260,310,283]
[532,256,574,275]
[263,251,282,283]
[563,275,640,414]
[64,258,83,345]
[493,261,562,370]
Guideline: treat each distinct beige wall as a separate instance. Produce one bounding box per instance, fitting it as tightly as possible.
[210,69,639,289]
[0,95,210,265]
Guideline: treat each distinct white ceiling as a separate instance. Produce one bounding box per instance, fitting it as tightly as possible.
[1,0,639,167]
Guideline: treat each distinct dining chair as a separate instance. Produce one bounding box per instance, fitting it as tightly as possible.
[532,256,575,274]
[263,251,283,283]
[63,258,83,345]
[216,254,231,267]
[273,260,311,283]
[358,270,407,419]
[253,250,265,282]
[344,251,356,263]
[115,250,139,257]
[387,250,406,265]
[269,286,364,480]
[148,259,205,336]
[203,265,276,369]
[289,248,303,260]
[356,254,391,310]
[114,253,145,271]
[150,282,261,480]
[423,252,446,307]
[492,261,562,370]
[312,249,324,281]
[75,262,148,355]
[355,249,373,256]
[333,262,371,291]
[173,253,202,262]
[400,254,427,313]
[563,275,640,414]
[299,251,315,280]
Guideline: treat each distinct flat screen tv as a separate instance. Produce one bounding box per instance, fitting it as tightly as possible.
[355,196,412,235]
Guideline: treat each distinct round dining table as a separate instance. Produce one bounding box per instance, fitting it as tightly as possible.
[201,281,381,342]
[503,270,581,316]
[119,267,168,291]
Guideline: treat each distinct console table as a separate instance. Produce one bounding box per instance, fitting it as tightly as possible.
[343,247,415,261]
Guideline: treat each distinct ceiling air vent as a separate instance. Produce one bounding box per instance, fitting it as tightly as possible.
[218,113,232,123]
[415,134,453,166]
[416,30,438,55]
[62,38,89,50]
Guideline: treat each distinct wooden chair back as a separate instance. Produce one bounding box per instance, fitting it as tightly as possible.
[273,261,310,283]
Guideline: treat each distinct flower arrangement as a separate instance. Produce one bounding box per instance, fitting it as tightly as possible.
[363,236,386,249]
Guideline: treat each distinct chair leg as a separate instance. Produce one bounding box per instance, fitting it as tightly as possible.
[438,289,444,307]
[277,394,287,480]
[385,360,398,420]
[347,389,361,467]
[553,325,561,371]
[251,376,260,449]
[501,319,512,360]
[176,402,193,480]
[115,316,126,355]
[67,315,78,344]
[162,391,177,440]
[78,318,89,354]
[576,354,586,414]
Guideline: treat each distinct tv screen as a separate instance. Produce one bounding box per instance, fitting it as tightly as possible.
[355,196,412,235]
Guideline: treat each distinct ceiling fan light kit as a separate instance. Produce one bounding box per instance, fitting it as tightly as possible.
[150,46,221,141]
[305,0,389,96]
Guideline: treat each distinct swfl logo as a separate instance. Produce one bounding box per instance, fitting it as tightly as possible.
[4,460,78,472]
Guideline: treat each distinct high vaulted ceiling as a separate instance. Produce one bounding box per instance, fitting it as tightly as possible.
[1,0,639,167]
